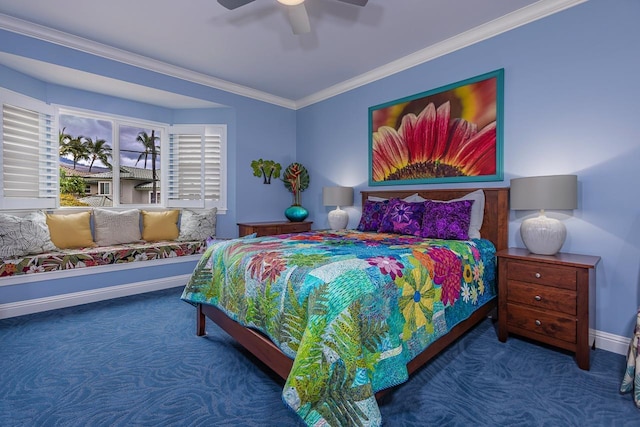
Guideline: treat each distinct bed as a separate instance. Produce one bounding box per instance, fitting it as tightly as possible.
[181,187,509,426]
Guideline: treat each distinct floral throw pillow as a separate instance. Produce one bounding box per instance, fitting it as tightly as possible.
[178,208,217,241]
[421,199,473,240]
[357,200,389,231]
[378,199,425,236]
[0,211,56,258]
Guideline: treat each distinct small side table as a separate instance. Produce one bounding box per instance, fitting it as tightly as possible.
[237,221,312,237]
[497,248,600,370]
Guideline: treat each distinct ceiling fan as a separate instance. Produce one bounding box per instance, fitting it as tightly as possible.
[217,0,369,35]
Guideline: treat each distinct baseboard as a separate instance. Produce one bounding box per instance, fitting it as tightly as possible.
[0,273,191,319]
[593,328,630,356]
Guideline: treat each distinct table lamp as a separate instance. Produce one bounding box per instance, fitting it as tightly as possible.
[510,175,577,255]
[322,186,353,230]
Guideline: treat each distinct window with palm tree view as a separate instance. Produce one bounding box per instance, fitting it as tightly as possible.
[1,88,226,211]
[59,112,162,207]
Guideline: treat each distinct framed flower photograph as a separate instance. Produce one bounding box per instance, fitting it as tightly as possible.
[369,69,504,186]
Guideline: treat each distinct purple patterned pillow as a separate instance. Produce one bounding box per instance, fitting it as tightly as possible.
[357,200,389,231]
[378,198,425,236]
[421,199,473,240]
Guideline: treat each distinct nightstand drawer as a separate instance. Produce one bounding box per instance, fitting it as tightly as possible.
[507,303,576,343]
[285,223,313,233]
[238,221,313,237]
[255,226,280,236]
[507,261,577,290]
[507,280,576,316]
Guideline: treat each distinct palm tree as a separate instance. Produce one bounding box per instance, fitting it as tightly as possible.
[59,127,72,146]
[135,130,159,202]
[58,127,72,163]
[84,136,112,172]
[59,135,89,169]
[135,131,159,169]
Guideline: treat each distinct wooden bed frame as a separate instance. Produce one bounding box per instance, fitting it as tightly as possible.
[196,187,509,393]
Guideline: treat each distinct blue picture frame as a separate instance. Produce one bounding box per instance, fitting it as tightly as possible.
[368,69,504,186]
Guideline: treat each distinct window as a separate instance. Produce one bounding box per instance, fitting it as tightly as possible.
[149,192,160,204]
[117,124,161,206]
[0,89,57,210]
[59,111,163,207]
[98,182,111,195]
[1,90,226,212]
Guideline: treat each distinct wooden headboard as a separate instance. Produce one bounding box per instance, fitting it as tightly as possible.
[360,187,510,252]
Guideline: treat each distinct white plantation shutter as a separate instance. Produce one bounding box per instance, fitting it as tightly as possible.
[1,90,57,209]
[204,132,222,201]
[168,125,226,210]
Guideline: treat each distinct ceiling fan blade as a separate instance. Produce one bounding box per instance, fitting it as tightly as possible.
[217,0,256,10]
[287,3,311,35]
[335,0,368,6]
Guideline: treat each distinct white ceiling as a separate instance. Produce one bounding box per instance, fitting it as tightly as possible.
[0,0,584,109]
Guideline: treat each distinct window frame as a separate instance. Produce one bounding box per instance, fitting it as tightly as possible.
[55,107,227,212]
[98,181,111,196]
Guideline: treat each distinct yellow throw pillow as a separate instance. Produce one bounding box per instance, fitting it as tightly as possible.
[141,210,180,242]
[45,211,95,249]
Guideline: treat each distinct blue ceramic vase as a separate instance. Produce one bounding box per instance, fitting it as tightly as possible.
[285,205,308,222]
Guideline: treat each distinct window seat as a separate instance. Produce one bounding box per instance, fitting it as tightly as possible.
[0,240,206,279]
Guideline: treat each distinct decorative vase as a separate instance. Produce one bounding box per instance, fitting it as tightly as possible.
[285,205,308,222]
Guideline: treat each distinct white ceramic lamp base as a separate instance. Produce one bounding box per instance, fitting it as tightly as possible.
[520,213,566,256]
[328,207,348,230]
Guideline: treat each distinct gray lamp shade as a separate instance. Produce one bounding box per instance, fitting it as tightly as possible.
[510,175,577,211]
[322,186,354,207]
[510,174,577,256]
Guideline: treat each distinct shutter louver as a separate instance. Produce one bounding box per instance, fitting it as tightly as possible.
[168,133,203,202]
[2,103,57,206]
[204,134,221,200]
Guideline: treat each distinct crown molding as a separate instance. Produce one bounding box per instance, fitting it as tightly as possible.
[0,13,296,109]
[0,0,585,111]
[294,0,587,109]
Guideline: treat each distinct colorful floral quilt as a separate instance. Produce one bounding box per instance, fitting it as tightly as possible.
[181,230,497,427]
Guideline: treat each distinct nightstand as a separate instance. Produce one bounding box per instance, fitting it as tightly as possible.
[237,221,312,237]
[497,248,600,370]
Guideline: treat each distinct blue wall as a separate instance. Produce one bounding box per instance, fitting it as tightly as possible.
[1,0,638,338]
[297,0,640,338]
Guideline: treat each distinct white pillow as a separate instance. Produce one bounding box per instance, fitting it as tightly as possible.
[368,193,426,202]
[178,208,217,241]
[0,211,56,258]
[403,193,427,203]
[93,209,142,246]
[446,190,485,239]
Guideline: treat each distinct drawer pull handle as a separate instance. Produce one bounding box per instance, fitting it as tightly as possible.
[534,295,542,301]
[535,272,541,278]
[535,320,542,326]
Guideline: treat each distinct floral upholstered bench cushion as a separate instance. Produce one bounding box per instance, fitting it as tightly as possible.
[0,240,206,278]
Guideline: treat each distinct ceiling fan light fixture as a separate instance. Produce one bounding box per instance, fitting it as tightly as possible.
[277,0,305,5]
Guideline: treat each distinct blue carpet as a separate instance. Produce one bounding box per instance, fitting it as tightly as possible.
[0,287,637,426]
